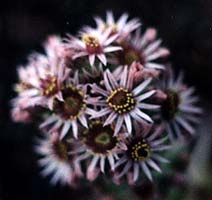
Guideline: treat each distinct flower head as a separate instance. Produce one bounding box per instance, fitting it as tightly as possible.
[91,66,159,135]
[74,119,126,181]
[64,28,122,66]
[157,69,202,141]
[110,28,169,70]
[40,71,95,139]
[35,133,82,185]
[14,36,71,110]
[114,123,170,184]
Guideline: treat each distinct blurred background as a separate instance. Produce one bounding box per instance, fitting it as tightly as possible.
[0,0,212,199]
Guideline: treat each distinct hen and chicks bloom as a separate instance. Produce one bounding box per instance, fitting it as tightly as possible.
[40,71,95,139]
[91,65,159,135]
[64,28,122,66]
[13,36,71,110]
[35,133,82,185]
[110,28,170,71]
[157,69,202,141]
[73,120,127,181]
[10,11,202,187]
[114,123,170,184]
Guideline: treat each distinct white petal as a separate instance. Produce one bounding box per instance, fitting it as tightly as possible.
[105,69,118,90]
[100,157,105,173]
[79,114,88,128]
[144,39,162,55]
[179,105,202,114]
[114,116,124,135]
[136,90,156,101]
[92,84,108,96]
[141,162,153,181]
[145,62,165,70]
[134,108,153,123]
[90,107,111,119]
[39,116,57,129]
[152,154,169,163]
[147,159,161,172]
[97,54,107,65]
[117,161,132,178]
[104,46,122,52]
[104,111,117,126]
[108,155,115,171]
[133,163,139,182]
[89,54,95,66]
[175,116,195,134]
[120,65,128,88]
[106,11,115,25]
[132,78,152,96]
[60,122,71,139]
[72,120,78,138]
[124,114,132,133]
[138,103,160,110]
[88,156,99,172]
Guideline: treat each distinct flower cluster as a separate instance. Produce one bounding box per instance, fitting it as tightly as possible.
[11,12,201,186]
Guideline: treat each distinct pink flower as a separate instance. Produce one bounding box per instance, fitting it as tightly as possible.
[15,36,71,110]
[73,120,127,181]
[39,71,96,139]
[114,123,170,183]
[35,132,82,185]
[156,68,202,141]
[91,66,159,135]
[110,28,170,70]
[64,28,122,66]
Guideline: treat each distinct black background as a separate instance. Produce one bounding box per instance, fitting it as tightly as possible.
[0,0,212,199]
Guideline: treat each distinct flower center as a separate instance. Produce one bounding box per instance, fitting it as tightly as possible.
[116,44,145,65]
[53,85,86,120]
[81,120,118,155]
[106,87,136,114]
[127,137,150,162]
[82,35,102,54]
[161,90,180,121]
[53,141,69,161]
[40,75,58,97]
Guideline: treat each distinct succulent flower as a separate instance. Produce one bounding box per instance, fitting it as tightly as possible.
[10,12,202,188]
[64,28,122,66]
[40,71,96,139]
[114,123,170,184]
[35,133,82,185]
[109,28,169,70]
[157,69,202,141]
[73,119,127,181]
[14,36,71,110]
[91,66,159,135]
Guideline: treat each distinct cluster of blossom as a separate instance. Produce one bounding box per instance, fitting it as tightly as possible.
[11,12,202,186]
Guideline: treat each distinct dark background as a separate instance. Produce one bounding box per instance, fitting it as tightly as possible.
[0,0,212,199]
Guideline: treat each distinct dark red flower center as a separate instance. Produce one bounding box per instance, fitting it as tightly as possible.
[116,43,145,65]
[82,35,102,54]
[53,85,86,120]
[53,140,69,161]
[161,90,180,121]
[40,75,58,97]
[106,87,136,114]
[80,120,118,155]
[127,137,150,162]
